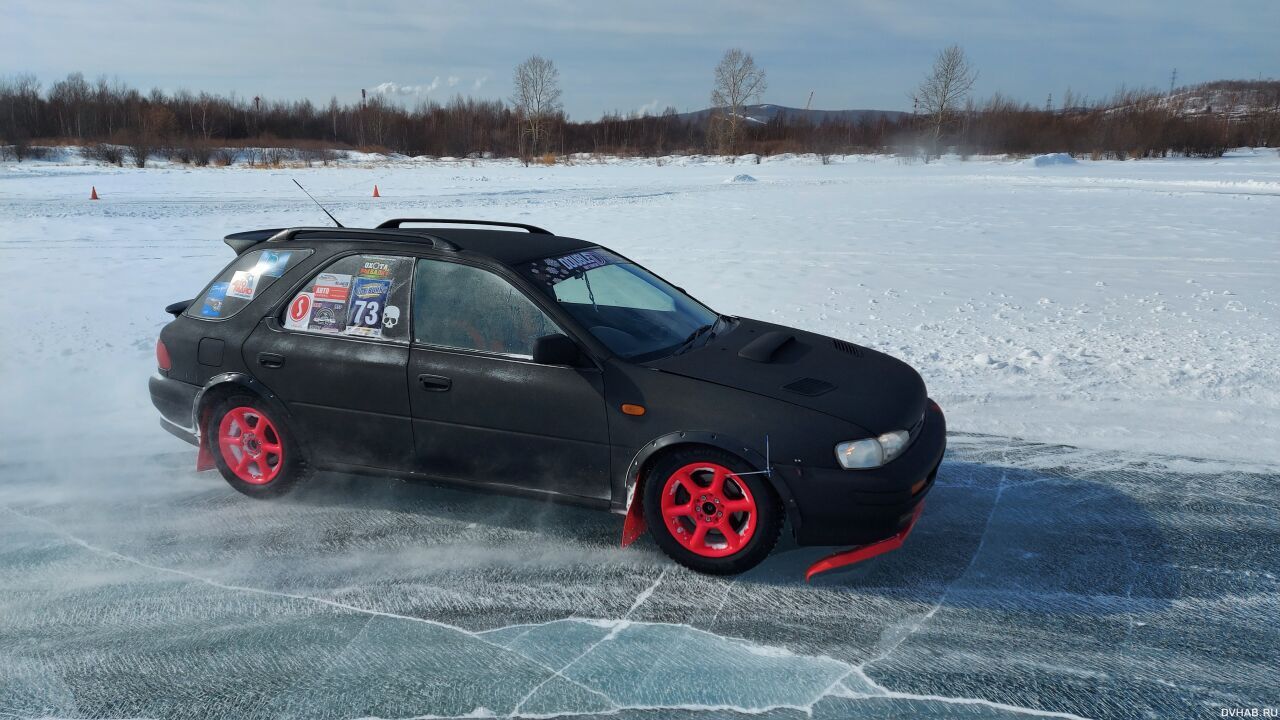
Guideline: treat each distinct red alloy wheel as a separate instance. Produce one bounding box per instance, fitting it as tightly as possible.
[217,407,284,485]
[659,461,758,558]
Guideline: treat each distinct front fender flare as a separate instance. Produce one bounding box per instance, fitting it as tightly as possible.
[620,430,801,547]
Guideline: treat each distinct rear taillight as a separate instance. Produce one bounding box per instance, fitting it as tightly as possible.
[156,339,172,372]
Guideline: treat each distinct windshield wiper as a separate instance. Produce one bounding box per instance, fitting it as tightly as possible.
[671,317,724,356]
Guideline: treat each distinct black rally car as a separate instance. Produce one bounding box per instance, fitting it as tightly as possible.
[151,219,945,578]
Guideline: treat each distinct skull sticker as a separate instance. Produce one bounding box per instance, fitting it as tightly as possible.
[382,305,401,330]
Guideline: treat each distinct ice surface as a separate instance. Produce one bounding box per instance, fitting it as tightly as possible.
[1,152,1278,718]
[1,436,1275,718]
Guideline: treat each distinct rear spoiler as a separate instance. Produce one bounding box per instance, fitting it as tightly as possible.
[224,228,285,254]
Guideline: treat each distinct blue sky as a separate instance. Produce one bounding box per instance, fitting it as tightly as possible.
[4,1,1276,118]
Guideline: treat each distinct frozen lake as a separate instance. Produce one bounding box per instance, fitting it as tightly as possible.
[3,436,1276,718]
[1,152,1278,718]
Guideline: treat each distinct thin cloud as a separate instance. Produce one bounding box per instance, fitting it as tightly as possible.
[371,78,441,96]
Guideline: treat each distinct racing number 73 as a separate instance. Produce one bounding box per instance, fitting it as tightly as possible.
[349,299,380,326]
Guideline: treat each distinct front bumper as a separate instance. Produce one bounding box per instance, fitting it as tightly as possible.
[782,399,946,548]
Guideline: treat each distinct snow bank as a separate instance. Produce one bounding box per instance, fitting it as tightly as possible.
[2,152,1278,465]
[726,173,757,183]
[1028,152,1078,167]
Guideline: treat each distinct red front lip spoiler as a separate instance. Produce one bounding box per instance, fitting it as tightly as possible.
[804,501,925,581]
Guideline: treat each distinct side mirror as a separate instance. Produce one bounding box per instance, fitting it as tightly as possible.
[533,333,582,366]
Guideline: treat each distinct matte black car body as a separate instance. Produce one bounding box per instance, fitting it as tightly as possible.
[151,220,946,576]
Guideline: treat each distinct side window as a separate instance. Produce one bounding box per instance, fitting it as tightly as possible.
[413,259,560,358]
[282,254,413,343]
[189,248,312,320]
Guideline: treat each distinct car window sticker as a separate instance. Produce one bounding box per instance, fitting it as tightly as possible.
[381,305,401,332]
[201,282,229,317]
[528,250,612,287]
[283,291,314,331]
[226,270,259,300]
[308,272,352,333]
[253,250,293,279]
[357,256,397,281]
[344,276,391,338]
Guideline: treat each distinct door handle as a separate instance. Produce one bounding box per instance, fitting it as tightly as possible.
[257,352,285,369]
[418,374,452,391]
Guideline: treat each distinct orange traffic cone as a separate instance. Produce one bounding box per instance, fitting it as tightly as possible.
[372,185,381,198]
[90,186,99,200]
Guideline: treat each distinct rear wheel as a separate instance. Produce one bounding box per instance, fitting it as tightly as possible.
[643,447,782,575]
[208,394,308,498]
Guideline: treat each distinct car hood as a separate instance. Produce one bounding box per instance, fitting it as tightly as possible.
[644,317,928,436]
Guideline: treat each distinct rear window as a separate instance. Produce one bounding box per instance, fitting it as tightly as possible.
[188,249,312,320]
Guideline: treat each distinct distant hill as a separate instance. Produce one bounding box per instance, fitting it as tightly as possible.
[676,103,908,126]
[1098,80,1280,118]
[1161,80,1280,118]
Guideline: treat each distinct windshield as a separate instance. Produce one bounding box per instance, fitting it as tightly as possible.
[522,249,720,360]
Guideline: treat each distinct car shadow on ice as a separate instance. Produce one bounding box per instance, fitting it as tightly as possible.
[758,457,1182,618]
[277,447,1182,621]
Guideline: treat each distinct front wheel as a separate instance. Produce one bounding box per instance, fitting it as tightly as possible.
[643,448,782,575]
[207,394,309,498]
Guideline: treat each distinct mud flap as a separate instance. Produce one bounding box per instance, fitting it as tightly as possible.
[196,439,215,472]
[621,481,647,547]
[195,414,215,472]
[805,502,925,581]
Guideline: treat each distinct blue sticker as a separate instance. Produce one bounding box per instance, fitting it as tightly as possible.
[201,282,229,317]
[345,278,391,337]
[256,250,292,278]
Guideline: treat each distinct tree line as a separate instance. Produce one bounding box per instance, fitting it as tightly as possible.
[1,49,1276,166]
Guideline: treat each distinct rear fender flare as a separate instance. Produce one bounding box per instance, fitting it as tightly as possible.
[620,431,801,546]
[193,373,305,455]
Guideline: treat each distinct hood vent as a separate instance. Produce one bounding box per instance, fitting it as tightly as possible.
[783,377,836,397]
[833,338,863,357]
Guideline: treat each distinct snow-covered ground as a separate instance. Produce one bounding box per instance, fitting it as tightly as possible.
[1,151,1278,719]
[1,149,1277,465]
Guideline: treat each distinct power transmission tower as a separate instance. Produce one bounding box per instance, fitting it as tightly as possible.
[1169,68,1178,95]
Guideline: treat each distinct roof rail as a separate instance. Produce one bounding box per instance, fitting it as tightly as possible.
[377,218,552,235]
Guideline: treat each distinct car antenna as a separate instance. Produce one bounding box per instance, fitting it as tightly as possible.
[292,178,344,228]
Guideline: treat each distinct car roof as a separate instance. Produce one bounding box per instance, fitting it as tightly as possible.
[227,222,598,267]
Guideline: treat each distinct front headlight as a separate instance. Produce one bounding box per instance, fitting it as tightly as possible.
[835,430,911,469]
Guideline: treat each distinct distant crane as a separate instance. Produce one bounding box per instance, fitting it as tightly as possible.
[805,90,814,111]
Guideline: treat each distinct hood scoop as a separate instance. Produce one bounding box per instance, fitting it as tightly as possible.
[738,331,795,363]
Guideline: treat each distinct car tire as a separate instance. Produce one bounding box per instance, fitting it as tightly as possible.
[207,394,309,499]
[643,447,782,575]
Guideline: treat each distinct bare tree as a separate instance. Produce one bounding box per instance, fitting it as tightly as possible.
[710,48,767,154]
[511,55,562,158]
[913,45,978,160]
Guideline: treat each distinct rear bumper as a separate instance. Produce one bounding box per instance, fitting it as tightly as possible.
[783,399,946,547]
[149,372,199,438]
